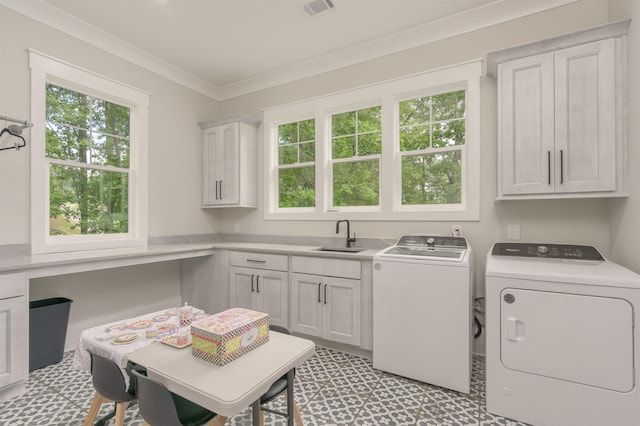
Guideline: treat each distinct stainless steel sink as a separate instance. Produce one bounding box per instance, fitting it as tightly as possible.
[313,247,366,253]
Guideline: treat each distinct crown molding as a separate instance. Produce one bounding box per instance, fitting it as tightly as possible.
[1,0,579,101]
[0,0,221,99]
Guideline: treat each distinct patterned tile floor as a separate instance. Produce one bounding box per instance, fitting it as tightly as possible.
[0,347,529,425]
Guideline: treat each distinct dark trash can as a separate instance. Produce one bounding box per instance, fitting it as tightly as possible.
[29,297,73,371]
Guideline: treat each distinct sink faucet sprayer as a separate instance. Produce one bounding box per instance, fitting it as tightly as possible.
[336,220,357,248]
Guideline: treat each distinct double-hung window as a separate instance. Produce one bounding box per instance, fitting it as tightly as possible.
[330,105,382,208]
[398,90,466,208]
[30,51,149,254]
[264,60,480,221]
[277,118,316,209]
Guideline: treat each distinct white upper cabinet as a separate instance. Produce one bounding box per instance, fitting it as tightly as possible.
[199,114,259,208]
[489,20,630,199]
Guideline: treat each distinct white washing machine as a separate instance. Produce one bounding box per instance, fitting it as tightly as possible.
[485,242,640,426]
[373,235,473,393]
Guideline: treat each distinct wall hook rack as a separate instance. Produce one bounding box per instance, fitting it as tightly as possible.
[0,115,32,152]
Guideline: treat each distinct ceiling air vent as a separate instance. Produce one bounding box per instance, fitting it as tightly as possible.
[303,0,335,16]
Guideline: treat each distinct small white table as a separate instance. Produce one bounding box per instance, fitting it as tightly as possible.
[127,332,315,426]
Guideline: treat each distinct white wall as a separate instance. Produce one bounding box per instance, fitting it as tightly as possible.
[218,0,616,297]
[30,262,183,351]
[608,0,640,273]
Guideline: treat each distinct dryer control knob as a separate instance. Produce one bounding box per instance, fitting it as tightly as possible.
[537,245,549,256]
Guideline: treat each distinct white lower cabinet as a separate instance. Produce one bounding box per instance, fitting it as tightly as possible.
[229,252,288,328]
[0,273,28,392]
[290,273,361,346]
[290,256,361,346]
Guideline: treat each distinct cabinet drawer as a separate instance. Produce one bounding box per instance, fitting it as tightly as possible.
[0,273,26,299]
[229,251,288,271]
[291,256,361,279]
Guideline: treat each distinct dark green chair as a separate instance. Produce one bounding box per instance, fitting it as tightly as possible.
[259,325,303,425]
[85,351,136,426]
[129,368,227,426]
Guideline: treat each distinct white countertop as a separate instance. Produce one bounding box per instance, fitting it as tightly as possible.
[0,238,383,277]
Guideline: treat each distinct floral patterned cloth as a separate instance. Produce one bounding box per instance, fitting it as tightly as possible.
[72,306,204,387]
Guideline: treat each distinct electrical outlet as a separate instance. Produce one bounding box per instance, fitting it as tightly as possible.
[451,225,462,237]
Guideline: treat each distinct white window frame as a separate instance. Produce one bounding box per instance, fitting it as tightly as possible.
[327,101,383,212]
[29,50,149,254]
[264,60,480,221]
[394,85,469,213]
[270,114,318,213]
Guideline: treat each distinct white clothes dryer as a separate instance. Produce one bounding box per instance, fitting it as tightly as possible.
[485,243,640,426]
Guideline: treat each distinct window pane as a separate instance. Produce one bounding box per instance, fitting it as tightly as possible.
[45,125,129,167]
[333,160,379,206]
[333,135,356,159]
[400,124,430,151]
[278,119,315,165]
[332,106,382,160]
[279,144,298,165]
[358,132,382,156]
[46,84,91,128]
[399,89,466,152]
[279,166,315,208]
[45,83,130,167]
[278,123,298,145]
[432,90,465,121]
[299,119,315,142]
[332,111,356,137]
[277,119,316,209]
[400,96,430,126]
[300,141,315,163]
[401,150,462,205]
[432,120,465,147]
[357,106,382,132]
[94,99,131,137]
[49,164,129,235]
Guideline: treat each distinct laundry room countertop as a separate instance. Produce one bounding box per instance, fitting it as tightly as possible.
[0,233,391,277]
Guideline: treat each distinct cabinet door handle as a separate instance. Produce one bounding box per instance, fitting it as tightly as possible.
[246,259,266,264]
[219,180,223,199]
[256,276,260,293]
[215,180,219,200]
[251,274,255,292]
[324,284,328,304]
[560,150,564,184]
[547,151,551,185]
[318,283,321,303]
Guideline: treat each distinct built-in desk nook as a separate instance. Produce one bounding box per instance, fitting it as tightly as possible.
[0,241,216,402]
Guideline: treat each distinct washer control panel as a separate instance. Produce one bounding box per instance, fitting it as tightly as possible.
[397,235,467,248]
[492,243,604,261]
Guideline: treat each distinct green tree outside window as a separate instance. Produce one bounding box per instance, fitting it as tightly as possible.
[399,90,465,205]
[331,106,381,207]
[278,119,315,208]
[46,83,130,235]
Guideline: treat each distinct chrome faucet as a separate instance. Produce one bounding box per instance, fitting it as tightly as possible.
[336,220,357,248]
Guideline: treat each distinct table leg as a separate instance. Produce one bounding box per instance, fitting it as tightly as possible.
[287,369,294,426]
[252,399,261,426]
